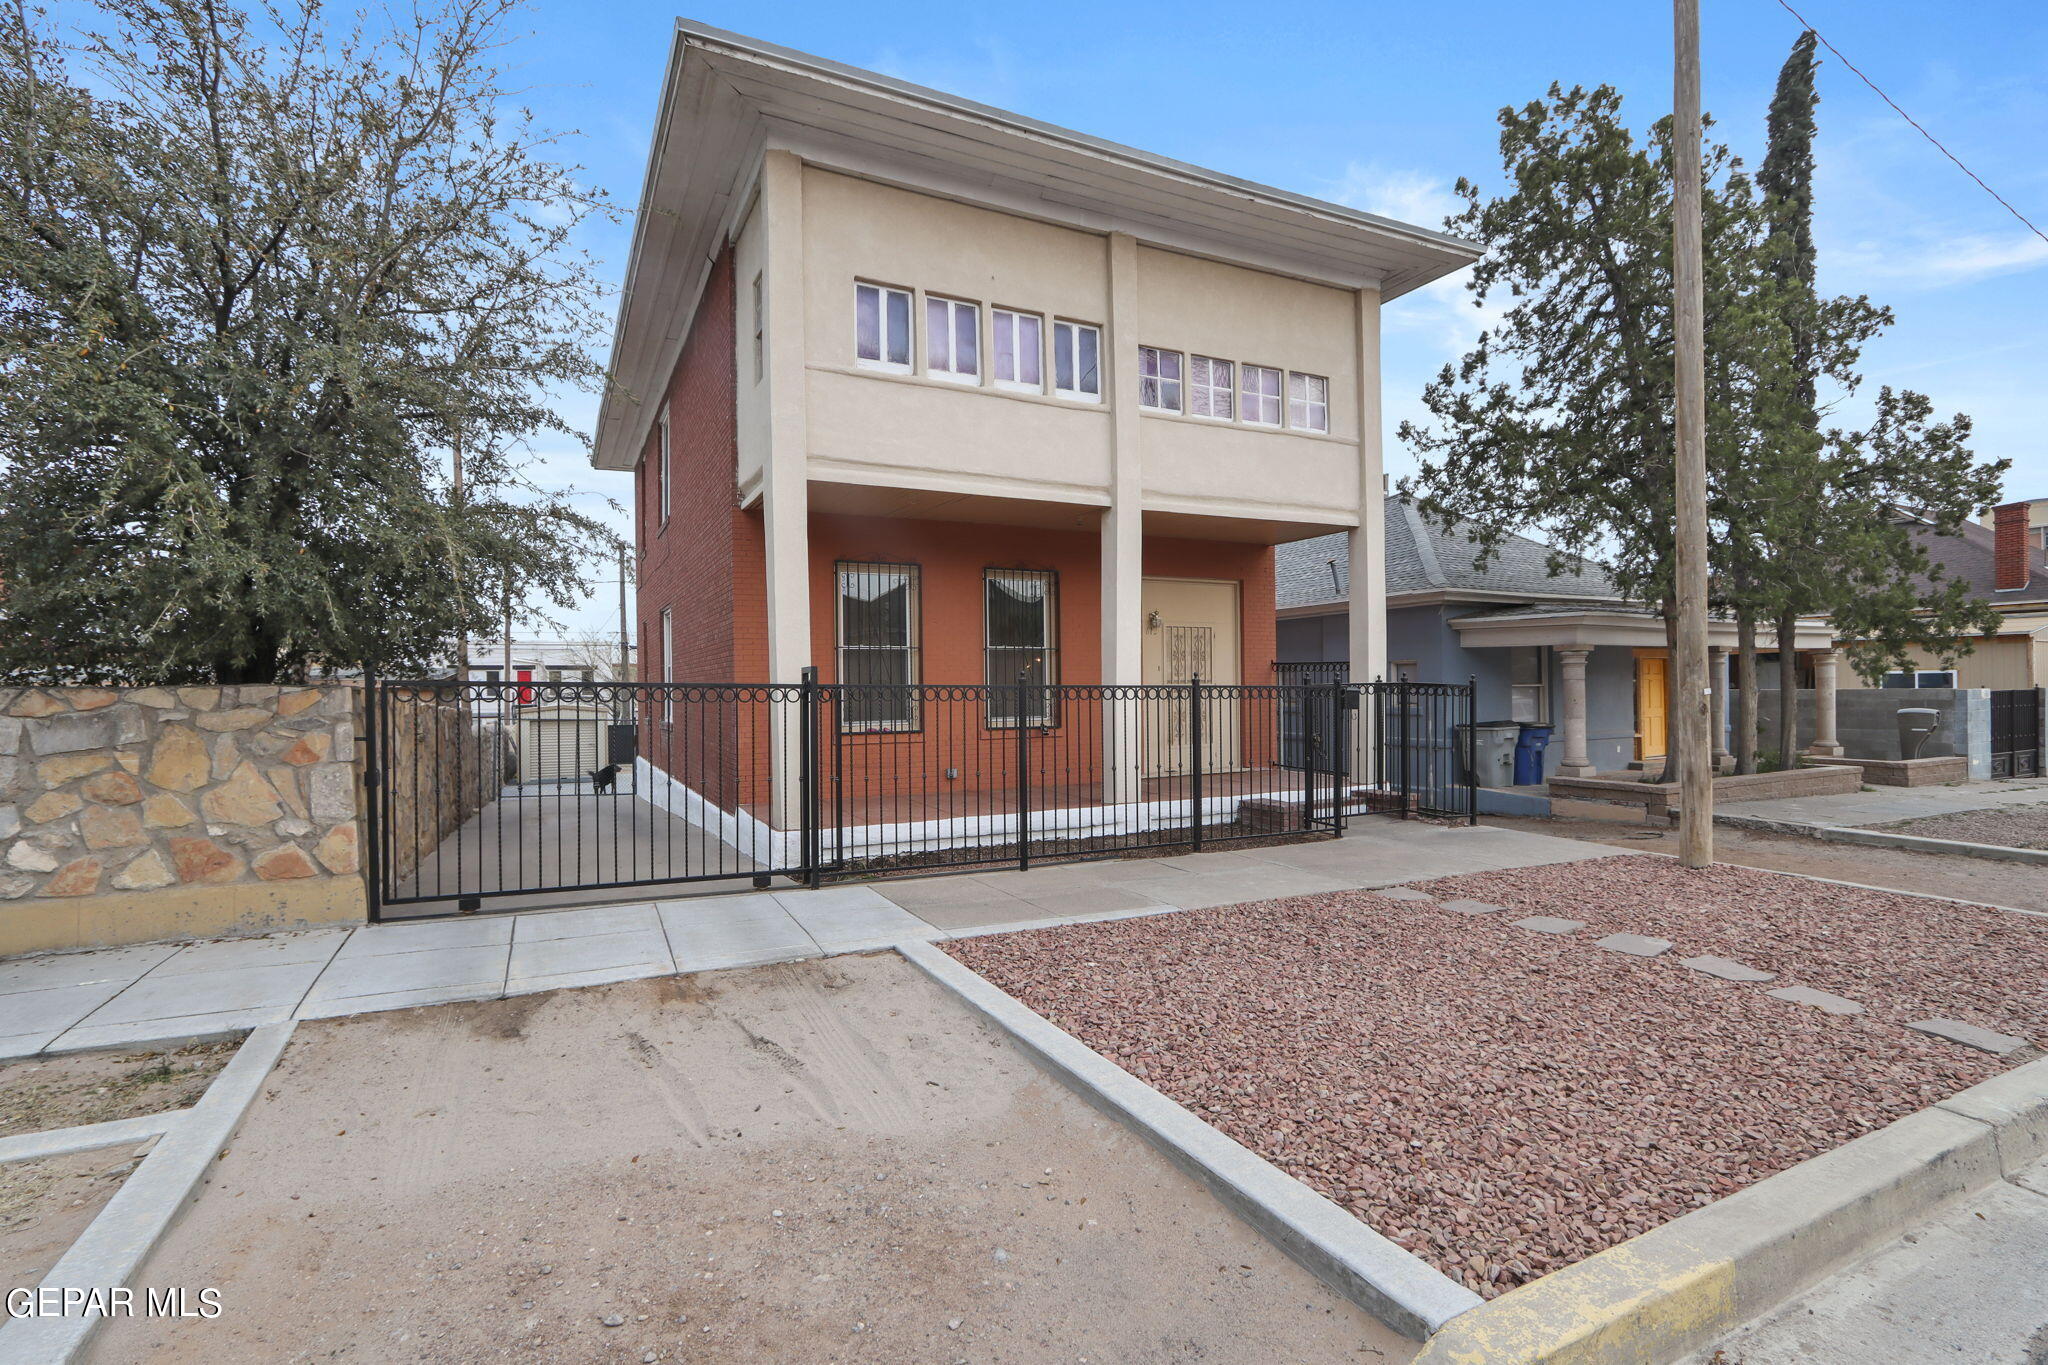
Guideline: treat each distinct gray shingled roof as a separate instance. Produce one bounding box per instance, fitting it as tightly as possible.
[1899,515,2048,609]
[1276,498,1621,610]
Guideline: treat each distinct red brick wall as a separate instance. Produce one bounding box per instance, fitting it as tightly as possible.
[795,512,1279,809]
[637,247,740,685]
[633,246,759,808]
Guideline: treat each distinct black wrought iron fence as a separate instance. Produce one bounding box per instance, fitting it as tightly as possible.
[1355,679,1477,822]
[362,671,1473,918]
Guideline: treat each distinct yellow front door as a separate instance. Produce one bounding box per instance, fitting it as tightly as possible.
[1635,651,1669,760]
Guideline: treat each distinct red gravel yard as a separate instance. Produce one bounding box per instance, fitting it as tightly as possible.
[944,855,2041,1298]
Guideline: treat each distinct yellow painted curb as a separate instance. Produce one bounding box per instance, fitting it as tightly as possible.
[1417,1242,1735,1365]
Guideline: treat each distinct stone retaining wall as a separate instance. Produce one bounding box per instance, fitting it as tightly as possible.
[379,690,503,882]
[0,685,364,955]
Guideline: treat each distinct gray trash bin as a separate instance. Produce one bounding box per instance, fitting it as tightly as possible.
[1897,707,1940,760]
[1455,722,1522,788]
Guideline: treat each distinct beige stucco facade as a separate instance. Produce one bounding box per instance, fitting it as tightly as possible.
[729,153,1394,696]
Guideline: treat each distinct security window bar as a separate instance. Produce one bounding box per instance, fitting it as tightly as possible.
[1288,371,1329,432]
[1139,346,1183,412]
[1053,321,1102,402]
[855,282,912,372]
[837,562,922,731]
[1189,356,1234,420]
[985,569,1058,728]
[751,273,765,382]
[925,296,980,383]
[657,404,671,525]
[1241,364,1282,426]
[993,308,1043,393]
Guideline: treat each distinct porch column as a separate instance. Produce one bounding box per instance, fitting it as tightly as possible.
[1100,232,1144,806]
[1806,648,1844,756]
[761,150,812,846]
[1348,287,1387,779]
[1709,645,1731,772]
[1555,647,1596,777]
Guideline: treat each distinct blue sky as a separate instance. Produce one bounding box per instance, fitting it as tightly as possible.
[492,3,2048,635]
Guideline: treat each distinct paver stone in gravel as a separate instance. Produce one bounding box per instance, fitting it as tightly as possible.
[1512,916,1584,935]
[1374,887,1437,902]
[1904,1018,2029,1056]
[1594,933,1674,957]
[1438,899,1503,916]
[1680,955,1776,983]
[1768,985,1865,1016]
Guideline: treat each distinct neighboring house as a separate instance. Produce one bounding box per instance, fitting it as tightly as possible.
[593,23,1476,830]
[1277,499,1835,779]
[460,640,633,723]
[1877,501,2048,689]
[1978,495,2048,556]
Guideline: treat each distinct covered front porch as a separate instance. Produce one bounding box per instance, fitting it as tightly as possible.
[1449,605,1843,780]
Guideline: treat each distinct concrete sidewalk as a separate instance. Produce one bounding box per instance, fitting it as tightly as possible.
[1690,1156,2048,1364]
[0,819,1610,1059]
[1717,777,2048,832]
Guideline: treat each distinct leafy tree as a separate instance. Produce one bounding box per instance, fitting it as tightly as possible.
[1735,32,2002,762]
[1397,84,1783,780]
[0,0,617,685]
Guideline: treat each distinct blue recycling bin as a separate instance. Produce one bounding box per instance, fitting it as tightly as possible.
[1513,725,1553,785]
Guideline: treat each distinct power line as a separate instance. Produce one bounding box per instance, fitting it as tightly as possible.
[1773,0,2048,247]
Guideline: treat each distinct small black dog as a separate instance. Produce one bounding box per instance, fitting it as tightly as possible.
[589,764,619,794]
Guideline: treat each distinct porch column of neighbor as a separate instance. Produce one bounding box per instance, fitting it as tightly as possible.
[1347,287,1387,779]
[761,150,812,847]
[1100,232,1145,808]
[1709,645,1731,772]
[1554,647,1596,777]
[1806,648,1844,756]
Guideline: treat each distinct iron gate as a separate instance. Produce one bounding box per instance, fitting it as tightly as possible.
[1990,687,2044,779]
[363,672,1465,918]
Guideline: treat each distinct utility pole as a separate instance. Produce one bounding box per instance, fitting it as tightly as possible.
[1672,0,1714,867]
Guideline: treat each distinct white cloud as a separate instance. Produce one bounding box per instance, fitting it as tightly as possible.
[1325,161,1463,233]
[1828,228,2048,290]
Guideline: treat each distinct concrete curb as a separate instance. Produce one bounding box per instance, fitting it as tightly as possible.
[894,938,1483,1341]
[1630,846,2047,920]
[0,1021,296,1364]
[1715,811,2048,866]
[0,1111,182,1166]
[1414,1056,2048,1365]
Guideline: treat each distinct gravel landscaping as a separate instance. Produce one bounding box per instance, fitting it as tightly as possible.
[945,854,2038,1299]
[1873,805,2048,851]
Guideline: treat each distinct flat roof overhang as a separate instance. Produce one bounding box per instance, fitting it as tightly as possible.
[1450,610,1837,652]
[592,20,1484,472]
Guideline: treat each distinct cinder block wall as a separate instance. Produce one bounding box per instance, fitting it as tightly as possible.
[0,685,364,956]
[1750,687,1989,777]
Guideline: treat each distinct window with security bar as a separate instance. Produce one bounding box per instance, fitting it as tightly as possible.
[984,569,1058,727]
[837,562,921,731]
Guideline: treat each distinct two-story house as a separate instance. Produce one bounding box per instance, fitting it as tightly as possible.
[595,21,1477,853]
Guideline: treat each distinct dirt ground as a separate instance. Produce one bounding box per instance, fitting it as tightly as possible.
[1873,804,2048,852]
[92,956,1410,1365]
[1484,809,2048,913]
[1,1148,142,1293]
[0,1042,237,1139]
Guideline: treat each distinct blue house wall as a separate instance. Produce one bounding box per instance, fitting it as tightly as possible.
[1282,605,1643,778]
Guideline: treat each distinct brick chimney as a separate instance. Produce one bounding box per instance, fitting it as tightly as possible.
[1993,501,2031,592]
